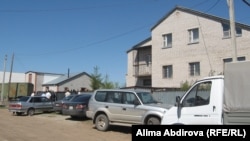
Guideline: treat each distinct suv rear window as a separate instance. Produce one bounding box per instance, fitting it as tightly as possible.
[95,91,129,104]
[95,91,106,102]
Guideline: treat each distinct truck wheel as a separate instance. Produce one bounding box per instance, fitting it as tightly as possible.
[146,117,160,125]
[95,114,109,131]
[27,108,35,116]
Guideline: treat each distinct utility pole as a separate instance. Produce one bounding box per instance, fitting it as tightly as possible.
[7,53,14,100]
[1,55,7,105]
[228,0,237,62]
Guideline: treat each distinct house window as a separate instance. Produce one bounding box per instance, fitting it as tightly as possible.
[163,65,173,78]
[188,28,199,43]
[223,57,246,71]
[143,79,151,86]
[223,58,233,63]
[237,56,245,61]
[223,57,246,63]
[189,62,200,76]
[163,33,172,48]
[222,23,242,38]
[145,54,151,66]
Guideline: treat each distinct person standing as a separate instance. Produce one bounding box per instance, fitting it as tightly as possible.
[45,87,51,99]
[65,89,71,97]
[46,91,51,99]
[31,91,36,96]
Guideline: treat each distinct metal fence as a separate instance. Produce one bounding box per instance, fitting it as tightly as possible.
[122,87,186,105]
[152,91,186,105]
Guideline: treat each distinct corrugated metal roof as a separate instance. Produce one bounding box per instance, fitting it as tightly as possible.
[43,72,90,85]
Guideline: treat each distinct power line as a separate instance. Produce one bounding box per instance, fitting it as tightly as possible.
[204,0,220,13]
[243,0,250,6]
[16,24,151,56]
[190,0,221,13]
[0,1,156,13]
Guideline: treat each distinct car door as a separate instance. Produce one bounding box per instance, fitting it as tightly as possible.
[41,97,53,111]
[32,97,43,112]
[103,92,123,122]
[177,81,220,124]
[119,92,145,124]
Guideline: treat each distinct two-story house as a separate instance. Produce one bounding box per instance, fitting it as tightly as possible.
[126,6,250,88]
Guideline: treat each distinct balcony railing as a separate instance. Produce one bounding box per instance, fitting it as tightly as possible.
[134,63,152,76]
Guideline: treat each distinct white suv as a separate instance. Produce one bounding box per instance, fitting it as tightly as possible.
[86,89,171,131]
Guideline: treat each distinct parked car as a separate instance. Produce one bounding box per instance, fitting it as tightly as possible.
[8,96,54,116]
[53,94,77,113]
[62,94,92,119]
[86,89,171,131]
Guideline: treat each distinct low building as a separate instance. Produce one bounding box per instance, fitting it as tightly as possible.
[25,71,92,93]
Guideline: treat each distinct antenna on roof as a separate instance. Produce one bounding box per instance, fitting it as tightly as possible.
[68,68,70,78]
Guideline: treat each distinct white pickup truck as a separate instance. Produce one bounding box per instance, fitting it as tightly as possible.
[161,61,250,125]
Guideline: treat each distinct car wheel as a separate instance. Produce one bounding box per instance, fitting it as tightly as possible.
[95,114,109,131]
[146,117,160,125]
[27,108,35,116]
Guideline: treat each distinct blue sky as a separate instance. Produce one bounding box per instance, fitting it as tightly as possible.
[0,0,249,86]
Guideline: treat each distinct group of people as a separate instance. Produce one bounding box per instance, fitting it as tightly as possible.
[41,90,52,99]
[30,88,86,101]
[30,87,56,101]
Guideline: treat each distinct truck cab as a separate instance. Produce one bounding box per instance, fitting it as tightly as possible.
[161,76,224,125]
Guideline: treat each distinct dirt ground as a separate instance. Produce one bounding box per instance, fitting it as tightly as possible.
[0,108,131,141]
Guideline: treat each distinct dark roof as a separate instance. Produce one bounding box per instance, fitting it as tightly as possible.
[151,6,250,31]
[128,6,250,53]
[126,37,151,53]
[43,72,91,86]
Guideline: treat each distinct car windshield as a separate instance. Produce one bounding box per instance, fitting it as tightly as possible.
[136,92,158,104]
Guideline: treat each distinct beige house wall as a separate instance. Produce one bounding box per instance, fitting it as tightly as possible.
[57,75,92,92]
[126,40,152,87]
[126,8,250,88]
[126,50,136,87]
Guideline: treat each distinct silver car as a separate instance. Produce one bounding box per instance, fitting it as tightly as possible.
[86,89,171,131]
[8,96,54,116]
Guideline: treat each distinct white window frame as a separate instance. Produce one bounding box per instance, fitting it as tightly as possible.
[188,28,199,43]
[222,23,242,38]
[162,33,172,48]
[189,62,200,76]
[163,65,173,78]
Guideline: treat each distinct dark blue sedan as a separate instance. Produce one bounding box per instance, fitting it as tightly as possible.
[62,94,92,119]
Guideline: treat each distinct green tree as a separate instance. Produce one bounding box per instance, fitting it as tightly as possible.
[180,80,191,91]
[90,66,103,90]
[102,74,115,89]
